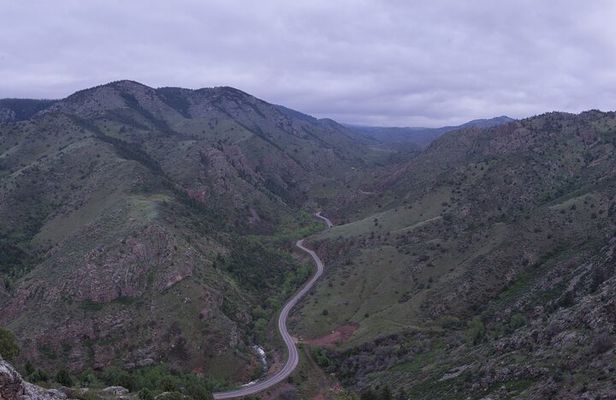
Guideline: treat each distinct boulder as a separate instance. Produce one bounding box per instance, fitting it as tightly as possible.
[101,387,129,396]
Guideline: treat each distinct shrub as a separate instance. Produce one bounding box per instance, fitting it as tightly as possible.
[56,369,74,387]
[30,369,49,382]
[0,327,19,362]
[440,316,463,330]
[466,317,486,345]
[101,366,134,390]
[508,313,527,332]
[100,364,213,400]
[24,360,35,376]
[160,375,177,392]
[78,369,99,387]
[185,380,211,400]
[313,348,331,368]
[139,388,154,400]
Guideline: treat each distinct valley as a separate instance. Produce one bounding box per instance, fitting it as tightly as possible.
[212,213,332,399]
[1,82,616,400]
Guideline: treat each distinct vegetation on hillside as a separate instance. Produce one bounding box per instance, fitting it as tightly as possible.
[293,110,616,399]
[2,82,616,399]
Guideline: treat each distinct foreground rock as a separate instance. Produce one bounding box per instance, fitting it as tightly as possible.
[0,358,67,400]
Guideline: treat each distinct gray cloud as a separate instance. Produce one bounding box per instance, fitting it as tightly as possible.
[1,0,615,126]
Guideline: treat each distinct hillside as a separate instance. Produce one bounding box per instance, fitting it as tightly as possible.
[291,110,616,398]
[3,81,616,399]
[0,80,386,388]
[0,99,58,123]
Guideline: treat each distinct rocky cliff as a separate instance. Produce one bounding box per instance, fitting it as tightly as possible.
[0,358,67,400]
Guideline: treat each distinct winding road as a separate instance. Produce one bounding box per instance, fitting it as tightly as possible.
[212,212,333,399]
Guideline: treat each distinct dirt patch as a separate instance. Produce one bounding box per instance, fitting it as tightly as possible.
[304,323,359,347]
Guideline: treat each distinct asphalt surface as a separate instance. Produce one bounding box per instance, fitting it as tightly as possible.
[212,212,332,399]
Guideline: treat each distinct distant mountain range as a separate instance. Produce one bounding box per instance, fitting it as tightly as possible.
[347,115,515,149]
[0,96,514,151]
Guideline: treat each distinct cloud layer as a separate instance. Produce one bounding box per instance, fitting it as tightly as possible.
[1,0,615,126]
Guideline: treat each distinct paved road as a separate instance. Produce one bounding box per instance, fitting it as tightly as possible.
[315,211,333,229]
[212,212,332,399]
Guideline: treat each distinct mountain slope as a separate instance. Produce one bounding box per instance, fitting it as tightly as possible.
[4,80,616,399]
[0,81,384,385]
[0,99,57,122]
[292,110,616,398]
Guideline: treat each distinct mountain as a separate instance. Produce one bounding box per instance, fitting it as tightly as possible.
[349,115,515,149]
[292,110,616,398]
[0,80,388,386]
[458,115,515,128]
[2,80,616,399]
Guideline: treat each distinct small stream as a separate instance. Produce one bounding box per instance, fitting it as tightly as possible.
[253,345,267,374]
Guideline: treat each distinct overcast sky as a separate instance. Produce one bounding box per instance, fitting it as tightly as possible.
[1,0,615,126]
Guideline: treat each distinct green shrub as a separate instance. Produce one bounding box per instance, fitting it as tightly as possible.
[78,369,99,387]
[30,369,49,382]
[440,316,463,330]
[313,347,331,368]
[466,317,486,345]
[101,366,134,391]
[24,360,35,376]
[508,313,527,332]
[99,364,213,400]
[56,369,74,387]
[139,388,154,400]
[0,327,19,362]
[160,376,177,392]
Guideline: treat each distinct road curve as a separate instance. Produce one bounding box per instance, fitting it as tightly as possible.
[315,211,333,229]
[212,212,332,399]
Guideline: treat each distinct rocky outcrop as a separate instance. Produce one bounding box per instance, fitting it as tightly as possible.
[0,108,16,123]
[0,358,67,400]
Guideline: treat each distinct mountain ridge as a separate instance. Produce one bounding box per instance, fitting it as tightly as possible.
[347,115,516,149]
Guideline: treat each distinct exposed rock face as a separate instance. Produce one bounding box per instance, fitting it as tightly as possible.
[101,386,129,396]
[0,108,16,123]
[0,358,67,400]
